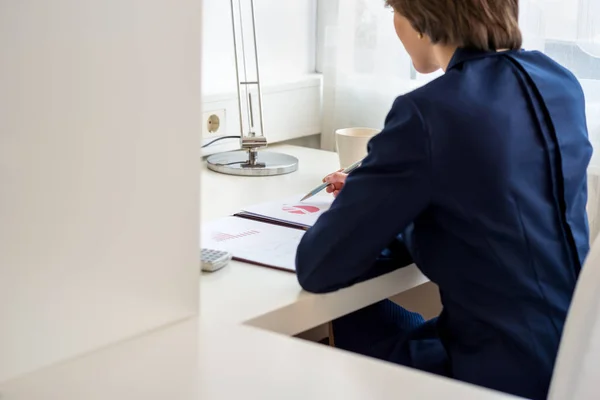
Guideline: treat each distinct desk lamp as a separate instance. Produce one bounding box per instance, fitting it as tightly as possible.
[206,0,299,176]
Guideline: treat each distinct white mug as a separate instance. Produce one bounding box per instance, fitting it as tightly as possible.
[335,127,380,169]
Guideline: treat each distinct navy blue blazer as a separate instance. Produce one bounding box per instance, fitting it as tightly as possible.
[296,48,592,399]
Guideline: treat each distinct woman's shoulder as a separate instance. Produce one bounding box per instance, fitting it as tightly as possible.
[390,73,462,121]
[400,69,468,110]
[400,49,585,114]
[507,50,585,100]
[513,49,579,80]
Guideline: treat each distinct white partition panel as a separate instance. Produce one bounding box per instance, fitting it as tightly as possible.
[0,0,202,383]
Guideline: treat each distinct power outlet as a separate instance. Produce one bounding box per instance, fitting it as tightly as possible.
[202,109,226,137]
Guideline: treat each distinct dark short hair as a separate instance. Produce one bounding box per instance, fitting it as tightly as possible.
[386,0,522,51]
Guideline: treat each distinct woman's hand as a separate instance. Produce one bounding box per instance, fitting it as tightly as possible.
[323,170,348,197]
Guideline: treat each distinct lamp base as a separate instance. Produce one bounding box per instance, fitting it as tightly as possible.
[206,150,299,176]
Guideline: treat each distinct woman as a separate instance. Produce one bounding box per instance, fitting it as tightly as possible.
[295,1,592,399]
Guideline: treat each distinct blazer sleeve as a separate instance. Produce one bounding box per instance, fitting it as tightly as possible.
[295,95,431,293]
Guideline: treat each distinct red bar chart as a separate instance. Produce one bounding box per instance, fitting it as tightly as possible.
[212,230,260,243]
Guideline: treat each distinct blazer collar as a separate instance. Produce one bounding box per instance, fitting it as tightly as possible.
[447,47,519,71]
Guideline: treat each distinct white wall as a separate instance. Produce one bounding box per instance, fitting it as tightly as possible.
[0,0,202,384]
[201,0,322,149]
[202,0,317,94]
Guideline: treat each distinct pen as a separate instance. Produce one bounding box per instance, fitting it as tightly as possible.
[300,159,363,202]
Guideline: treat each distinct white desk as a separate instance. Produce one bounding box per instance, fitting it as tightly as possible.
[200,145,429,335]
[0,318,522,400]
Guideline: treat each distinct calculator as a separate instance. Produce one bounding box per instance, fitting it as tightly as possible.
[201,248,232,272]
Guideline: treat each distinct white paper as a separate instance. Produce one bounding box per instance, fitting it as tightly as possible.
[201,217,305,272]
[239,194,334,228]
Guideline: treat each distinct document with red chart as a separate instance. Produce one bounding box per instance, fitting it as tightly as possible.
[201,217,305,272]
[235,194,334,230]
